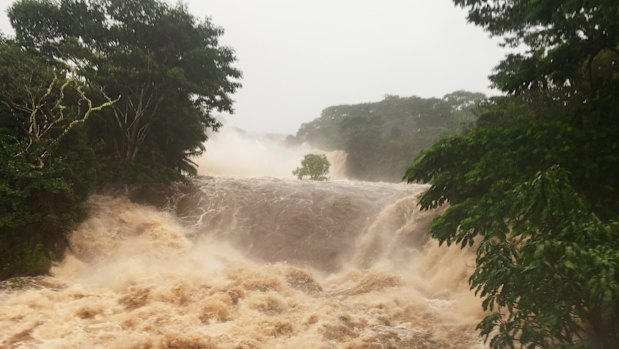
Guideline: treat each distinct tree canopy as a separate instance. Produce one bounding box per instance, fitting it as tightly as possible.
[406,1,619,347]
[1,0,240,279]
[293,153,330,181]
[9,0,241,173]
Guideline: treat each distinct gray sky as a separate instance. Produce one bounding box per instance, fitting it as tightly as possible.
[0,0,506,134]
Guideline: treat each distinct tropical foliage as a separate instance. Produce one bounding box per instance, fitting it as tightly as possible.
[0,0,240,279]
[293,153,330,181]
[405,0,619,347]
[9,0,241,175]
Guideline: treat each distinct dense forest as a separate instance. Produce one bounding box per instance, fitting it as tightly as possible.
[406,0,619,348]
[289,91,485,181]
[0,0,240,279]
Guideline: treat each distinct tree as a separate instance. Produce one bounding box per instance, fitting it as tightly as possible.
[0,42,116,168]
[293,154,330,181]
[405,1,619,348]
[9,0,241,174]
[453,0,619,115]
[0,40,104,279]
[0,0,242,279]
[405,102,619,347]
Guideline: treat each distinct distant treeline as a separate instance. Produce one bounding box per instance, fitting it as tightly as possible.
[288,91,485,181]
[0,0,240,279]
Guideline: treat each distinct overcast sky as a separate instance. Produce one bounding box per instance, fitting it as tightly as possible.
[0,0,506,134]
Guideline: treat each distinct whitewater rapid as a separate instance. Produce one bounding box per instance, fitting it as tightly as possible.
[0,177,482,348]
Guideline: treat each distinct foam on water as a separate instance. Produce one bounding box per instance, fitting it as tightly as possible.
[0,177,482,348]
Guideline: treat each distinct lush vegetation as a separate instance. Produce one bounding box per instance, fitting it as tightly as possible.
[0,0,240,279]
[293,153,330,181]
[290,91,484,181]
[405,0,619,347]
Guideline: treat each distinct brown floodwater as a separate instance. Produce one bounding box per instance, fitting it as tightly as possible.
[0,177,482,348]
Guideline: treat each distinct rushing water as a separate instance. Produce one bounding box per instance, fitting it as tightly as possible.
[194,128,349,180]
[0,176,482,348]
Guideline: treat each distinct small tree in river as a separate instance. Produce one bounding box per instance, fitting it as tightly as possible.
[293,154,330,181]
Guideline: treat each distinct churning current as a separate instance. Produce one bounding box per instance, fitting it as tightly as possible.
[0,177,483,348]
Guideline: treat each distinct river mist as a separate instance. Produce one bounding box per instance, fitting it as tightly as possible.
[0,132,482,348]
